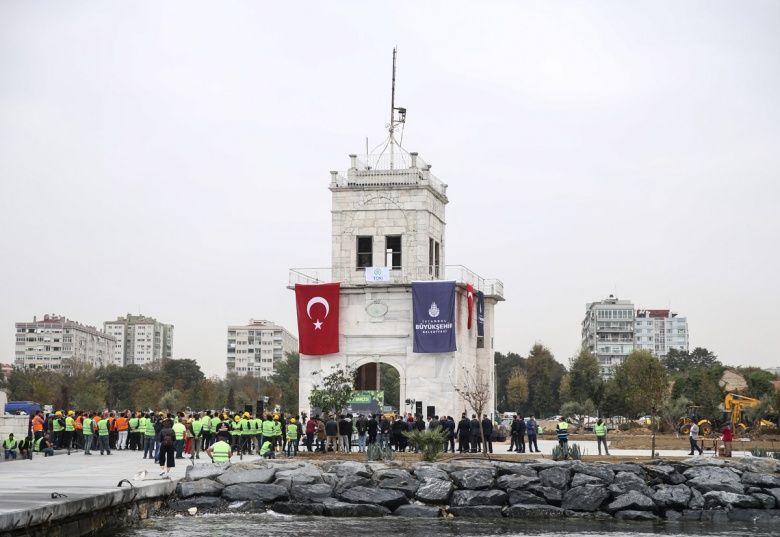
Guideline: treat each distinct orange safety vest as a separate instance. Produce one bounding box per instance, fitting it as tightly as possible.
[32,415,44,432]
[75,416,84,431]
[116,417,128,431]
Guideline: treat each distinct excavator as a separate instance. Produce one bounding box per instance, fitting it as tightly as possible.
[677,405,713,435]
[723,393,777,433]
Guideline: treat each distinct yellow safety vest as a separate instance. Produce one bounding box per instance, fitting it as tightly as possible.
[211,441,231,463]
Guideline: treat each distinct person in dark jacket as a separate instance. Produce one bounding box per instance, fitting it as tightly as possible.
[367,415,378,446]
[445,416,456,452]
[469,414,481,453]
[526,415,539,453]
[391,415,405,451]
[516,415,527,453]
[338,415,352,453]
[456,414,470,453]
[481,415,493,454]
[325,416,339,452]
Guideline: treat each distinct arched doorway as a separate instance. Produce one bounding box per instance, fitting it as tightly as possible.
[353,362,401,414]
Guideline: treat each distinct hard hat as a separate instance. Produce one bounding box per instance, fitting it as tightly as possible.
[273,414,279,420]
[234,416,240,422]
[290,418,296,424]
[67,410,75,416]
[243,412,250,418]
[159,412,165,417]
[55,411,62,416]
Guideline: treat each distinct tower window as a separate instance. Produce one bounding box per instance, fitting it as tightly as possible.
[429,238,441,277]
[385,235,402,269]
[356,236,373,269]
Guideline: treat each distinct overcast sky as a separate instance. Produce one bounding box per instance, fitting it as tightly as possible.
[1,2,778,376]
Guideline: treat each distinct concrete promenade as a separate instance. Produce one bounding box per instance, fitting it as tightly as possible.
[0,449,260,534]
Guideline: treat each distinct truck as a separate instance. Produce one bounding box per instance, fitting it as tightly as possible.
[3,401,42,415]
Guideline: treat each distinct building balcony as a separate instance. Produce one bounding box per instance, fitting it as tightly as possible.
[288,264,504,300]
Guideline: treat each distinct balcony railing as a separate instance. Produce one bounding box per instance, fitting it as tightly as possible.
[288,264,504,299]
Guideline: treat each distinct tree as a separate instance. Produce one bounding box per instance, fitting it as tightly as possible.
[161,359,205,391]
[738,367,775,399]
[494,352,527,412]
[662,347,720,374]
[309,364,355,415]
[159,389,185,411]
[671,367,724,420]
[613,350,668,457]
[270,352,300,413]
[505,368,528,409]
[565,350,604,411]
[225,386,236,410]
[379,363,400,409]
[560,399,595,432]
[525,344,566,417]
[453,366,492,457]
[658,395,690,434]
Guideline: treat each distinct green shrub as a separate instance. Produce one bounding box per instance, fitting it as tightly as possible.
[402,428,448,462]
[552,443,584,461]
[750,447,768,457]
[367,443,395,462]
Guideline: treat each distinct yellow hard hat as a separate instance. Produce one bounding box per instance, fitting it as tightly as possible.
[234,416,240,422]
[243,412,250,418]
[273,414,279,420]
[67,410,75,416]
[159,412,165,416]
[290,418,296,424]
[55,411,62,416]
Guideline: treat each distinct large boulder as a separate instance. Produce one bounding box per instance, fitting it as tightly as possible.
[538,467,571,490]
[652,484,692,509]
[415,478,453,504]
[337,485,408,510]
[608,471,653,497]
[606,463,644,476]
[496,474,539,491]
[504,504,566,519]
[451,489,507,507]
[324,461,372,478]
[561,485,609,512]
[185,463,228,481]
[177,479,224,498]
[607,490,656,513]
[448,506,503,518]
[217,467,276,486]
[703,491,762,509]
[412,465,450,482]
[378,477,420,498]
[741,471,780,489]
[750,493,776,509]
[494,462,538,478]
[571,463,615,484]
[168,496,224,512]
[644,464,686,485]
[530,486,563,506]
[688,487,705,510]
[221,483,289,503]
[614,510,659,521]
[290,483,334,503]
[570,473,603,488]
[322,501,390,517]
[271,502,325,516]
[374,468,414,481]
[508,490,547,505]
[393,505,441,518]
[769,488,780,506]
[334,475,372,495]
[275,467,323,488]
[683,466,744,494]
[450,469,495,490]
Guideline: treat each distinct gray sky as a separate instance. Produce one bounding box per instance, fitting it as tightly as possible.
[1,2,778,376]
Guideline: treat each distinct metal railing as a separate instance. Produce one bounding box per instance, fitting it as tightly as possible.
[288,264,504,299]
[330,152,448,198]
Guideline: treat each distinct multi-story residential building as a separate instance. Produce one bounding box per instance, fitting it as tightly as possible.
[104,314,174,367]
[582,296,690,376]
[581,295,636,377]
[633,309,689,357]
[226,320,298,378]
[14,314,115,370]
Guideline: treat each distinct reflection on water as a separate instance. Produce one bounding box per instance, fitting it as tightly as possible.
[114,512,779,537]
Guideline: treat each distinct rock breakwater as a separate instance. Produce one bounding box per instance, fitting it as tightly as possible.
[167,457,780,522]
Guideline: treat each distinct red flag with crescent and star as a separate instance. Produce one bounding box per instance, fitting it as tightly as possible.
[466,283,474,329]
[295,282,340,355]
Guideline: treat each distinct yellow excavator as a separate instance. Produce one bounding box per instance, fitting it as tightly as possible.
[678,405,713,435]
[723,393,777,433]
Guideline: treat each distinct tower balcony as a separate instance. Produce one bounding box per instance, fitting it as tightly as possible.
[288,264,504,300]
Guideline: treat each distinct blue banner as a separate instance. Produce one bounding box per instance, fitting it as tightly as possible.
[412,281,457,353]
[476,291,485,337]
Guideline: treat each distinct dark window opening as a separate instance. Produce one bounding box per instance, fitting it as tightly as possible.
[477,336,485,349]
[356,236,373,269]
[385,235,402,269]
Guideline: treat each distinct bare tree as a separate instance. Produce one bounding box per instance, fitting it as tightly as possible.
[453,366,492,458]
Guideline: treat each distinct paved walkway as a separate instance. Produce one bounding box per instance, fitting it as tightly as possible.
[0,448,260,532]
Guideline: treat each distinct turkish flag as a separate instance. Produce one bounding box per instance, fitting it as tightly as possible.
[466,284,474,330]
[295,283,340,355]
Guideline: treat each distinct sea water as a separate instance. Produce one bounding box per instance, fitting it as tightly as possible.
[115,512,779,537]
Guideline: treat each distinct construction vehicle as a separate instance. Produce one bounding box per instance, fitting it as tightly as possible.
[723,393,777,433]
[677,405,713,435]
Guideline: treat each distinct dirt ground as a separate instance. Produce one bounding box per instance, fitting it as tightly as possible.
[608,434,780,451]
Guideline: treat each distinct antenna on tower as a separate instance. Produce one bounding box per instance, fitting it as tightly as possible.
[388,47,406,170]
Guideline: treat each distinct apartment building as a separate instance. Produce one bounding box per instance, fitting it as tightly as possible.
[634,309,689,357]
[226,320,298,378]
[104,314,174,367]
[15,314,115,370]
